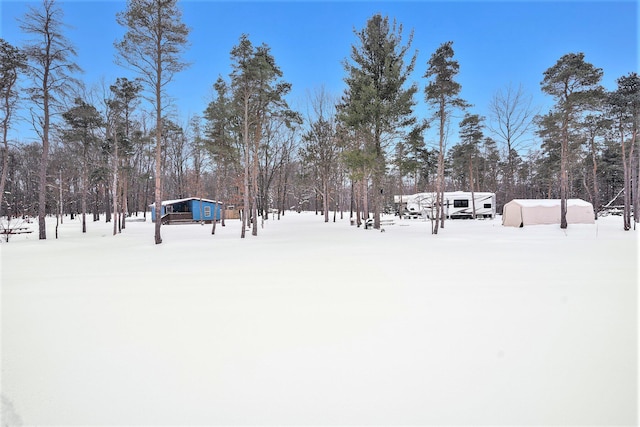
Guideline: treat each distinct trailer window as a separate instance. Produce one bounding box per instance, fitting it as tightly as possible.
[484,203,492,208]
[204,206,212,217]
[453,199,468,208]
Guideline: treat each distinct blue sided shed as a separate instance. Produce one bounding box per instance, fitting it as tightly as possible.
[150,197,222,224]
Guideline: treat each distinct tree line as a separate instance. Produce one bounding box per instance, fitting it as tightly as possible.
[1,0,638,243]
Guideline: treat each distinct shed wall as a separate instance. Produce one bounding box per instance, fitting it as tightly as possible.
[191,200,221,221]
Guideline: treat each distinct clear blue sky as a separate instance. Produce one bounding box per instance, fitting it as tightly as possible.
[1,0,638,148]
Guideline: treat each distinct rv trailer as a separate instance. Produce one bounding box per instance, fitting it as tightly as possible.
[396,191,496,219]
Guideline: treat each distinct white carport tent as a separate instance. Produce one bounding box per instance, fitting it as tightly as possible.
[502,199,595,227]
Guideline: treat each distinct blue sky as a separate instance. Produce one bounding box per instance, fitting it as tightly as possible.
[1,0,638,148]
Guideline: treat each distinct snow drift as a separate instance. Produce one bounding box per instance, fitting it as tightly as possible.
[1,212,637,425]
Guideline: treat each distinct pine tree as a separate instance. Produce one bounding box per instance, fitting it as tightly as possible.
[115,0,190,244]
[0,39,27,219]
[394,122,428,195]
[107,77,142,232]
[204,76,239,232]
[458,113,484,217]
[340,14,418,229]
[61,98,103,233]
[424,41,469,234]
[229,35,294,238]
[580,110,610,219]
[608,72,640,230]
[535,111,563,198]
[541,52,603,229]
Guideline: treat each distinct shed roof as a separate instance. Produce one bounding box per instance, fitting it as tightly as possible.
[509,199,592,207]
[150,197,222,207]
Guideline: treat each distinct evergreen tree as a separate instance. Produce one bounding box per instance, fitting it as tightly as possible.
[115,0,190,244]
[107,77,142,233]
[340,14,418,229]
[457,113,484,217]
[229,35,294,238]
[204,76,240,232]
[394,122,428,195]
[61,98,103,233]
[608,72,640,230]
[541,52,603,228]
[424,41,469,233]
[479,137,501,197]
[580,110,610,219]
[0,39,27,218]
[535,111,563,198]
[599,138,624,206]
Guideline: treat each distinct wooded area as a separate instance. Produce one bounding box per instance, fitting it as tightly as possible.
[1,0,638,242]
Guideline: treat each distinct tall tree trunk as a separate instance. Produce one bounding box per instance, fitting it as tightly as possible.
[241,96,250,239]
[143,162,150,220]
[621,127,636,230]
[38,91,50,240]
[81,148,88,233]
[433,103,445,234]
[58,169,63,224]
[0,94,11,218]
[591,135,599,220]
[372,170,381,229]
[154,72,163,244]
[349,178,354,221]
[252,122,260,236]
[432,188,440,235]
[632,146,639,225]
[112,131,119,236]
[355,181,361,227]
[372,129,382,229]
[559,110,570,229]
[323,180,329,223]
[361,177,368,223]
[469,155,476,219]
[0,148,7,220]
[122,169,128,229]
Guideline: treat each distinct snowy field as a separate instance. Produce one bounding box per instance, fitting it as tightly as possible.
[1,212,638,426]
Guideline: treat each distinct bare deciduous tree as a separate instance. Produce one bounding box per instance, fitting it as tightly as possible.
[488,83,537,202]
[301,87,339,223]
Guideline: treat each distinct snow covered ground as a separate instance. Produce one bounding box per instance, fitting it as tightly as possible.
[1,212,638,425]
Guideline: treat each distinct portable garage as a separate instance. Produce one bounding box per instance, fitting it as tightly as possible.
[502,199,595,227]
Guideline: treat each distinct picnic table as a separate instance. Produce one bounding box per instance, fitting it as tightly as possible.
[365,218,395,230]
[1,226,32,233]
[1,226,34,242]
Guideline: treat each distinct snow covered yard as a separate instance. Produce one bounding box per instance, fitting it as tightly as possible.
[1,212,637,425]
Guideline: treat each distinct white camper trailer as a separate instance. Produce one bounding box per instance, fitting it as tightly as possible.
[396,191,496,219]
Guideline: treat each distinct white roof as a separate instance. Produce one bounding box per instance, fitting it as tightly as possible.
[395,191,495,203]
[509,199,593,207]
[150,197,221,207]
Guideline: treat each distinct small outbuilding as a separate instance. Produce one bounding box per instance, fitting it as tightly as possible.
[150,197,222,224]
[502,199,595,227]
